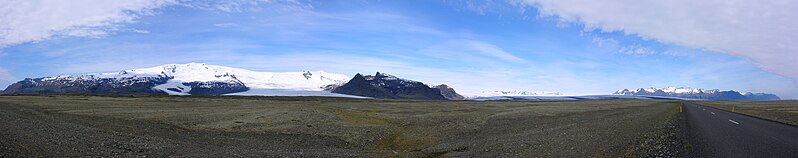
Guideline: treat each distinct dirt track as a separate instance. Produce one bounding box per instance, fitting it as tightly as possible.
[0,95,681,157]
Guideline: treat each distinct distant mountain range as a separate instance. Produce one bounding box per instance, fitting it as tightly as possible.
[614,87,780,100]
[0,63,464,100]
[0,63,782,101]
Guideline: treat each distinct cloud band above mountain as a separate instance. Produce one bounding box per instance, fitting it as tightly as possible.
[513,0,798,83]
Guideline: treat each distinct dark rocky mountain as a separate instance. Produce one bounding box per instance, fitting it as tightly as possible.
[1,75,248,95]
[742,92,781,101]
[432,84,465,100]
[2,76,170,95]
[331,72,460,100]
[614,87,780,100]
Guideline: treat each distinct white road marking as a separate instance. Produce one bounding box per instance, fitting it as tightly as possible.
[729,120,740,125]
[711,112,715,115]
[703,108,706,110]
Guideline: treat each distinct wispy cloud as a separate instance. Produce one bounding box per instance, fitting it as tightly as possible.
[513,0,798,83]
[420,39,526,64]
[131,29,150,34]
[619,45,656,55]
[213,23,237,28]
[592,37,619,48]
[0,0,177,49]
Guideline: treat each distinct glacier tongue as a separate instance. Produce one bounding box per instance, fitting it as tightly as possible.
[152,80,192,95]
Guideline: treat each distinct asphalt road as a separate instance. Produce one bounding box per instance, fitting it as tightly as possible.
[683,102,798,157]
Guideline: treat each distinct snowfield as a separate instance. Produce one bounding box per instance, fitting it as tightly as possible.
[226,89,369,98]
[127,63,350,90]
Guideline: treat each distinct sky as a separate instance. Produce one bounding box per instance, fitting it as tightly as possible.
[0,0,797,98]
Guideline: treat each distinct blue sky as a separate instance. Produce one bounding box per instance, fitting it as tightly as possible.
[1,0,797,98]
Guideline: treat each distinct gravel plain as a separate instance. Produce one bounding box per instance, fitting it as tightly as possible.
[0,95,683,157]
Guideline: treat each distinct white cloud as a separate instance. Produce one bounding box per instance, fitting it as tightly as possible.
[513,0,798,82]
[132,29,150,34]
[619,45,656,55]
[592,37,619,48]
[0,0,177,48]
[213,23,238,28]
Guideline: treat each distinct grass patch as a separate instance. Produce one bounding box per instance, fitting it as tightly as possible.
[375,128,437,152]
[324,108,390,126]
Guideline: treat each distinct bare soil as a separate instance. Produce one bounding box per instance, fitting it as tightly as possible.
[0,95,683,157]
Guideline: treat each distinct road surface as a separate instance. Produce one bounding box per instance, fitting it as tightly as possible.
[683,102,798,157]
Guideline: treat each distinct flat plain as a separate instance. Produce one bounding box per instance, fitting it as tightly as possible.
[0,95,690,157]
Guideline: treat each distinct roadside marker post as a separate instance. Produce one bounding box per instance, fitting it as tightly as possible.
[680,102,683,113]
[732,105,735,112]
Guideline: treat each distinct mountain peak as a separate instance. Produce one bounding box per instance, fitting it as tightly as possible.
[332,72,452,100]
[432,84,465,100]
[374,72,396,77]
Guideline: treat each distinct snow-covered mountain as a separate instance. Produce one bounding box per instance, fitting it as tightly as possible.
[614,87,719,95]
[131,63,349,92]
[614,87,779,100]
[1,63,350,96]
